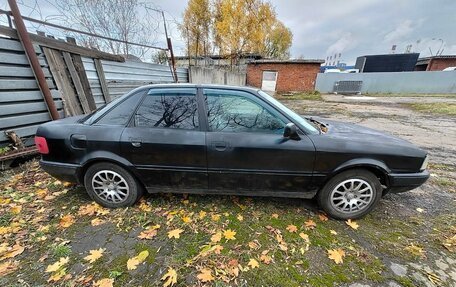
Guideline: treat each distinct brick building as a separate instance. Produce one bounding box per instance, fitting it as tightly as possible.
[415,55,456,71]
[246,59,324,93]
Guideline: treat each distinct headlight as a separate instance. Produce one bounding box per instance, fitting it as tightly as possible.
[420,155,429,171]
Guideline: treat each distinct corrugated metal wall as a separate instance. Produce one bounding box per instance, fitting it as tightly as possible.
[82,57,189,107]
[0,37,64,147]
[0,35,189,148]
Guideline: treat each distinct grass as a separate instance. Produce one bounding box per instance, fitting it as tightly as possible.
[0,160,455,287]
[364,93,456,98]
[405,102,456,116]
[276,91,323,101]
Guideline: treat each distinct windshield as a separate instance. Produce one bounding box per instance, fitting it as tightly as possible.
[258,90,319,134]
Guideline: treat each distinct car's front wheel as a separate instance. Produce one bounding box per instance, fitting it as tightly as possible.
[83,162,143,208]
[317,169,382,220]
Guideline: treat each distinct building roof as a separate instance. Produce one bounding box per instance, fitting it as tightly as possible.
[416,55,456,65]
[175,53,263,60]
[248,59,325,64]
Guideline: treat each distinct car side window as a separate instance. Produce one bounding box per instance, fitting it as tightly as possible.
[134,88,199,130]
[95,90,145,126]
[205,89,285,133]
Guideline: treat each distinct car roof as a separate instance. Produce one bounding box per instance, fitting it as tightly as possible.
[138,83,260,93]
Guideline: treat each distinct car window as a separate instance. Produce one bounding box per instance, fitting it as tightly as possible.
[205,89,285,133]
[95,90,145,126]
[134,88,199,130]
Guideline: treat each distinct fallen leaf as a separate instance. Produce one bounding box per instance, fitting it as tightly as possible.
[211,214,221,221]
[211,232,222,243]
[182,216,192,223]
[1,244,24,260]
[0,260,19,276]
[126,250,149,270]
[330,230,338,235]
[248,241,260,250]
[197,268,214,282]
[223,229,236,240]
[248,258,259,269]
[271,213,279,219]
[46,257,69,273]
[286,225,298,233]
[84,248,105,264]
[327,249,345,264]
[59,214,75,228]
[168,229,183,239]
[93,278,114,287]
[304,219,316,229]
[138,225,160,239]
[442,234,456,252]
[416,207,424,213]
[237,214,244,221]
[91,218,105,226]
[161,267,177,287]
[10,205,22,214]
[198,211,207,219]
[47,268,67,282]
[345,219,359,230]
[318,213,329,221]
[427,271,442,285]
[299,233,310,242]
[260,251,272,264]
[405,244,425,257]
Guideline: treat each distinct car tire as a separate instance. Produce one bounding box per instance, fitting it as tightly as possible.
[83,162,143,208]
[317,169,382,220]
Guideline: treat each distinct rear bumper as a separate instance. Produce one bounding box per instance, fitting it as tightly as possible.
[40,160,81,184]
[387,169,430,193]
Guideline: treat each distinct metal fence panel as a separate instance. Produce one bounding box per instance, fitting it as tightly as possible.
[316,71,456,94]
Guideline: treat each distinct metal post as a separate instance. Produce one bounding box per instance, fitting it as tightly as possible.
[8,0,60,120]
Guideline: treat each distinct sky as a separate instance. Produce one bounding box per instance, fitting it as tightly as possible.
[1,0,455,65]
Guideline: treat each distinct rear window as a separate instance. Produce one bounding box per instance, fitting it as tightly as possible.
[93,90,145,126]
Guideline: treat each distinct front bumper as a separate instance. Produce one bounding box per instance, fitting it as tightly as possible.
[40,160,81,184]
[387,169,430,193]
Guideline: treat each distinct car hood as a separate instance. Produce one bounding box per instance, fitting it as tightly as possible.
[314,118,415,147]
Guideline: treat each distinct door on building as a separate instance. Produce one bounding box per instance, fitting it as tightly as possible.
[261,71,278,92]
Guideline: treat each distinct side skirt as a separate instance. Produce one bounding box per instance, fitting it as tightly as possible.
[145,187,317,199]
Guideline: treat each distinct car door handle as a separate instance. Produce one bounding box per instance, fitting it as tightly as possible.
[130,138,142,148]
[212,141,228,152]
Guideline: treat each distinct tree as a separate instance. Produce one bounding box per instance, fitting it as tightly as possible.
[180,0,293,64]
[180,0,212,63]
[151,50,168,65]
[54,0,161,58]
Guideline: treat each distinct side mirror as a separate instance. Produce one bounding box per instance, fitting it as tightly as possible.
[283,123,300,140]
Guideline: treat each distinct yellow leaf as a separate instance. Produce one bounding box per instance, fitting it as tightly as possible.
[36,188,48,198]
[260,252,272,264]
[223,229,236,240]
[168,229,184,239]
[182,216,192,223]
[1,244,24,260]
[345,219,359,230]
[93,278,114,287]
[211,232,222,243]
[47,267,67,282]
[248,241,260,249]
[327,249,345,264]
[299,233,310,242]
[84,248,105,264]
[330,230,338,235]
[213,245,224,254]
[286,225,298,233]
[248,258,259,269]
[91,218,105,226]
[271,213,279,219]
[138,200,152,212]
[405,244,425,257]
[0,260,19,276]
[211,214,221,221]
[59,214,75,228]
[161,267,177,287]
[198,210,207,219]
[46,257,69,273]
[139,229,158,240]
[237,214,244,221]
[304,219,316,229]
[126,250,149,270]
[10,204,22,214]
[197,268,214,282]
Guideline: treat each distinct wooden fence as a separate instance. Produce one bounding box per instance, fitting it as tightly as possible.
[0,25,188,150]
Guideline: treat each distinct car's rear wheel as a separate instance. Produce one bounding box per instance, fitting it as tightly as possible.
[84,162,143,208]
[317,169,382,220]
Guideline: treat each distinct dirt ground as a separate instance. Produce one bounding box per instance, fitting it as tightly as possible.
[0,94,455,287]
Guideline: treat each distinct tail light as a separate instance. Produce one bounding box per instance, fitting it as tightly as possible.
[35,136,49,154]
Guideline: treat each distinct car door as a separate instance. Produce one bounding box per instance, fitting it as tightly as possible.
[203,88,316,195]
[120,87,207,192]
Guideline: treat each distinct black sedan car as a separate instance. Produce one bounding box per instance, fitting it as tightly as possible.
[35,84,429,219]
